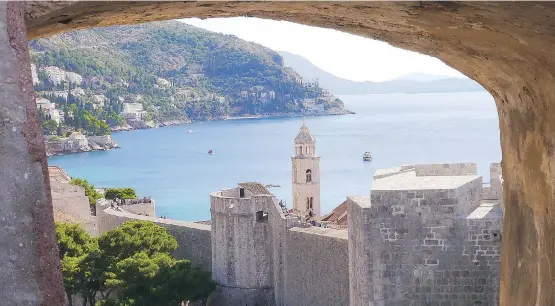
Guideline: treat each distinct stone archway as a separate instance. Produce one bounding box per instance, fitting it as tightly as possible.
[1,1,554,305]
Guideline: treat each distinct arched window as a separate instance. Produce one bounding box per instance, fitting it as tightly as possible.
[306,169,312,183]
[309,197,313,209]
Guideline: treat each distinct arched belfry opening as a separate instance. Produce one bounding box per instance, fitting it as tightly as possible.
[0,2,552,305]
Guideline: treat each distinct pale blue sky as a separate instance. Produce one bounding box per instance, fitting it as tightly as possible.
[181,17,466,82]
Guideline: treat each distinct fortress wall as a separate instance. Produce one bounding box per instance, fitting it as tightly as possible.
[51,181,91,220]
[209,193,275,305]
[452,216,502,305]
[488,163,503,208]
[283,226,349,306]
[415,163,477,176]
[210,193,274,289]
[364,184,501,305]
[347,196,374,306]
[120,200,155,217]
[51,180,98,236]
[454,177,483,216]
[97,208,212,271]
[269,198,300,306]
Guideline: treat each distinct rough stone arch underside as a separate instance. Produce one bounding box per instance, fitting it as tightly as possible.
[1,1,553,305]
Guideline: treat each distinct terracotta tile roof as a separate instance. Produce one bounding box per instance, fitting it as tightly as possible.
[319,200,348,225]
[238,182,272,195]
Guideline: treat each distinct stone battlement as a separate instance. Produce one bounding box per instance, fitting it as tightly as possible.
[348,163,503,305]
[414,162,478,176]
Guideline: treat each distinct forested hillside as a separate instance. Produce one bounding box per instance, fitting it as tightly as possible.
[30,21,348,136]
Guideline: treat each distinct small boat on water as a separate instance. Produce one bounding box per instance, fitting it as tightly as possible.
[186,129,193,133]
[208,149,214,155]
[363,152,372,161]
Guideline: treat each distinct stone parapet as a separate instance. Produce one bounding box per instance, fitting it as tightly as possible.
[415,163,478,176]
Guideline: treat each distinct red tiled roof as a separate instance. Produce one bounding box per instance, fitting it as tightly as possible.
[238,182,272,195]
[319,200,348,225]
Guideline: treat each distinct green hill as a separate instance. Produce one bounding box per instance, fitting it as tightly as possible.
[29,21,348,136]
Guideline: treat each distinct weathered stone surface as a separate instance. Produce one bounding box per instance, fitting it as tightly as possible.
[285,227,349,306]
[1,2,65,305]
[17,2,555,305]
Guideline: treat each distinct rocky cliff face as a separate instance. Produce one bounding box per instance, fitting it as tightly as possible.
[45,134,119,156]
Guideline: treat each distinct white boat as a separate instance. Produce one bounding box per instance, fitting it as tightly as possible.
[363,152,372,161]
[186,129,193,133]
[208,149,214,155]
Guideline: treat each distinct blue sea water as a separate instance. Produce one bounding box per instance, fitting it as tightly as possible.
[48,92,501,221]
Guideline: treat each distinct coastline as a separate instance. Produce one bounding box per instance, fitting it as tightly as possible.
[48,109,355,157]
[111,108,355,132]
[45,134,120,157]
[222,109,356,121]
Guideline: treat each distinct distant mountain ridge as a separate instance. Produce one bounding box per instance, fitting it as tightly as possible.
[278,51,485,95]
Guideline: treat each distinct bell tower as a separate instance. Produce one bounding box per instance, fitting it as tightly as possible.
[291,120,321,219]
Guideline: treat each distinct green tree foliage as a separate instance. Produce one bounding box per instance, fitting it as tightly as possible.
[55,222,96,258]
[70,178,103,211]
[29,20,344,135]
[42,119,58,135]
[104,188,137,201]
[55,221,214,306]
[98,221,178,262]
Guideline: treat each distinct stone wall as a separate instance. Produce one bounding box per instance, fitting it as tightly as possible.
[347,196,373,306]
[454,176,483,216]
[415,163,477,176]
[51,181,91,220]
[348,180,502,305]
[284,227,349,306]
[120,200,155,217]
[97,206,211,272]
[269,196,300,306]
[489,163,503,211]
[209,191,275,305]
[50,169,97,236]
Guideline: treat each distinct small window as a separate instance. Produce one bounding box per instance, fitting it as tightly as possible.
[306,169,312,183]
[309,197,313,209]
[256,211,268,222]
[239,188,245,198]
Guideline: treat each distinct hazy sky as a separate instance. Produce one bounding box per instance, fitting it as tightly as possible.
[181,17,466,82]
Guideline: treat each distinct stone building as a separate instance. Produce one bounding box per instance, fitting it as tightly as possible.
[209,183,277,305]
[65,132,89,152]
[291,122,321,218]
[121,102,147,121]
[348,163,503,305]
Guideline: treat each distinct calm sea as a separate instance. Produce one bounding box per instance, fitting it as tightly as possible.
[48,92,501,221]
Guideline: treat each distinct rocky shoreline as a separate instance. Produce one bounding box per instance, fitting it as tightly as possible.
[110,119,192,132]
[45,134,120,157]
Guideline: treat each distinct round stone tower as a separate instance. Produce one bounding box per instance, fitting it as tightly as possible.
[209,183,275,306]
[291,121,321,218]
